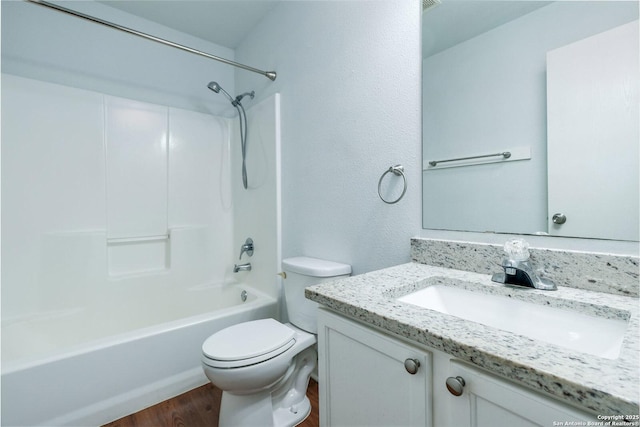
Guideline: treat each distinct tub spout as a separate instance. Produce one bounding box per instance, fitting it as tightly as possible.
[233,263,252,273]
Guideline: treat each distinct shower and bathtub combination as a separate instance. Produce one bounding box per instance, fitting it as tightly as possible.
[2,2,285,425]
[2,60,282,427]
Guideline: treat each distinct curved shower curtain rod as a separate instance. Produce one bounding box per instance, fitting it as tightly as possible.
[25,0,277,81]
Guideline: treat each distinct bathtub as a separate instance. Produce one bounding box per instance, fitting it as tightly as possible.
[1,282,278,427]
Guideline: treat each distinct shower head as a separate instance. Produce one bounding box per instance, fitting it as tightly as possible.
[207,81,221,93]
[207,81,235,105]
[207,81,255,190]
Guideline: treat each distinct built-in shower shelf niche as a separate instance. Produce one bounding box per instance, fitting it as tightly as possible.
[107,234,170,277]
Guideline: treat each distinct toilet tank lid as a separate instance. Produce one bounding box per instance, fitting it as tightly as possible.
[282,257,351,277]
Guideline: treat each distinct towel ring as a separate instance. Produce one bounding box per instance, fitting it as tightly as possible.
[378,165,407,204]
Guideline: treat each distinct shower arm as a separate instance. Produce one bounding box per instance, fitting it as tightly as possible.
[25,0,277,81]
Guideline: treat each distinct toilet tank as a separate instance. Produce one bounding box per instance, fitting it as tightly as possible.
[282,257,351,334]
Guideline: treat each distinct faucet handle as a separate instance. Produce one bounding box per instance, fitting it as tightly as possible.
[239,238,254,259]
[503,239,530,261]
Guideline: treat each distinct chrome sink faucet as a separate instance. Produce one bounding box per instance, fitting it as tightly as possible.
[491,239,557,291]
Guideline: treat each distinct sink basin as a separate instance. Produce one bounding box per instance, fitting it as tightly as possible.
[397,285,628,360]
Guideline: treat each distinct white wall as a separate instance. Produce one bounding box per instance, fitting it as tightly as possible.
[1,0,234,115]
[422,1,638,235]
[235,1,423,275]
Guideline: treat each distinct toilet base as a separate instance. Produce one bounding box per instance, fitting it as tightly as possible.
[273,395,311,427]
[217,347,316,427]
[219,391,311,427]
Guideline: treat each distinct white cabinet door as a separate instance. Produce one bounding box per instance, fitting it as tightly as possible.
[546,20,639,241]
[447,361,596,427]
[318,308,432,427]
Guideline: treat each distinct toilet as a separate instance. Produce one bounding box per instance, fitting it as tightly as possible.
[201,256,351,427]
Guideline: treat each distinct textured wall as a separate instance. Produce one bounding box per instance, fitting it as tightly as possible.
[235,1,422,275]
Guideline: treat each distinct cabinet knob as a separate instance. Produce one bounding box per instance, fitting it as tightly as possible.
[445,376,466,396]
[404,358,420,375]
[552,213,567,224]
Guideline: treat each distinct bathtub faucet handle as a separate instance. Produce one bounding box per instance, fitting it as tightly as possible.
[239,238,254,260]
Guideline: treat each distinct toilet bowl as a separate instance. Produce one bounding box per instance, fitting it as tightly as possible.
[201,257,351,427]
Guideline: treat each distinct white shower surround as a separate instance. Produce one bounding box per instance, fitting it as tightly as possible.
[1,74,243,315]
[1,74,283,425]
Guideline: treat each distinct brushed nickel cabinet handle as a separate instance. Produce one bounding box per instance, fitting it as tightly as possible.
[552,213,567,224]
[404,358,420,375]
[446,376,466,396]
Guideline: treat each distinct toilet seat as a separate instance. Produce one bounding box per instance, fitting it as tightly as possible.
[202,319,296,369]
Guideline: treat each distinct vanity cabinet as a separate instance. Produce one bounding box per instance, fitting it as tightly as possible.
[446,361,596,427]
[318,308,596,427]
[317,308,432,427]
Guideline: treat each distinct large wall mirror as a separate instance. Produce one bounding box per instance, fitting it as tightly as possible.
[422,1,639,241]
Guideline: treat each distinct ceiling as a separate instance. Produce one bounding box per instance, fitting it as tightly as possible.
[98,1,281,49]
[99,0,551,58]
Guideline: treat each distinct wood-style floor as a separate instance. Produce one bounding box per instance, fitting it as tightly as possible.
[102,379,319,427]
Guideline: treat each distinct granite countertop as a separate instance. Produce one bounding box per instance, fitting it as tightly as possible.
[305,262,640,416]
